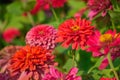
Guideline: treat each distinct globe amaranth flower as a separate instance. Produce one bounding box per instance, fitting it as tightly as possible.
[87,0,112,20]
[56,17,95,50]
[8,45,56,80]
[87,30,120,70]
[100,77,116,80]
[25,24,57,50]
[2,28,20,43]
[0,45,22,73]
[42,67,82,80]
[30,0,67,15]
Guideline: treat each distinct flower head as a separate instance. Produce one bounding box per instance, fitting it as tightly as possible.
[56,17,95,50]
[0,45,22,73]
[30,0,67,15]
[42,67,82,80]
[2,28,20,43]
[25,24,57,50]
[87,0,112,20]
[87,30,120,70]
[100,77,116,80]
[8,45,56,80]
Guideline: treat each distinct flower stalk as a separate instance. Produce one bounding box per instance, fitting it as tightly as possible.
[107,53,119,80]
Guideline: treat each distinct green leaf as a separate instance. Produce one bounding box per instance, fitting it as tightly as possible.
[63,59,73,72]
[6,2,23,15]
[87,56,104,74]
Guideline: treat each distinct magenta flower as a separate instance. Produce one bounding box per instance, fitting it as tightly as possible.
[2,28,20,43]
[25,24,57,50]
[42,67,82,80]
[87,30,120,70]
[87,0,112,20]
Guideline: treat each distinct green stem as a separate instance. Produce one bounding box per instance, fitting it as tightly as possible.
[107,53,119,80]
[51,7,59,22]
[111,19,115,30]
[72,50,76,67]
[27,12,35,26]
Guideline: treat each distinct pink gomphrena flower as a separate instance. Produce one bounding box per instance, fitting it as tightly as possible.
[8,45,57,80]
[30,0,67,15]
[87,30,120,70]
[100,77,116,80]
[56,17,95,50]
[87,0,112,20]
[25,24,57,50]
[42,67,82,80]
[2,28,20,43]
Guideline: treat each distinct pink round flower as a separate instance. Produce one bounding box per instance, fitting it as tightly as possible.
[42,67,82,80]
[87,0,112,20]
[25,24,57,50]
[2,28,20,43]
[87,30,120,70]
[56,17,95,50]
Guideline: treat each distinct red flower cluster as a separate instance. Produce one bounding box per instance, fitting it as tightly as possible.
[30,0,67,15]
[57,17,95,50]
[2,28,20,43]
[8,45,56,80]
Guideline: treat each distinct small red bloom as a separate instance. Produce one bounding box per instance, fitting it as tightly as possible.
[2,28,20,43]
[8,45,56,80]
[25,24,57,50]
[56,17,95,50]
[100,77,116,80]
[87,30,120,70]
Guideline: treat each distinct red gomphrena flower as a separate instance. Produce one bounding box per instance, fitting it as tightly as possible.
[87,30,120,70]
[100,77,116,80]
[30,0,67,15]
[56,17,95,50]
[2,28,20,43]
[87,0,112,20]
[25,24,57,50]
[8,45,56,80]
[42,67,82,80]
